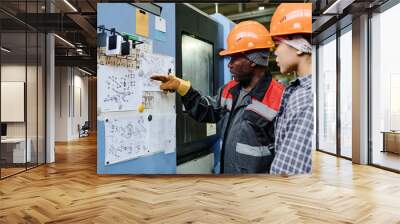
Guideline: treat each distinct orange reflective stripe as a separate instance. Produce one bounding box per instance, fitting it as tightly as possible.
[221,80,238,111]
[262,79,284,111]
[221,80,238,99]
[245,79,284,121]
[221,79,284,116]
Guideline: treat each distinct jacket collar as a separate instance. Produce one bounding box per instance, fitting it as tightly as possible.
[228,70,272,101]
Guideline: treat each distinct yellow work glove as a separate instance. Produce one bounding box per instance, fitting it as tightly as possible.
[150,75,191,96]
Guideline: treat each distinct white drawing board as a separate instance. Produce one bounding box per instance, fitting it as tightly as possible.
[1,82,25,122]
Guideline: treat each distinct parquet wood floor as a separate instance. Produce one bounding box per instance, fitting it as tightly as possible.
[1,135,399,223]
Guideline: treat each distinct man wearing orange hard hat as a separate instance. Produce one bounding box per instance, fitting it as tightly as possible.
[151,21,285,174]
[268,3,314,175]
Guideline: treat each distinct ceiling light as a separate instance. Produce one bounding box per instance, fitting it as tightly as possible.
[258,6,265,11]
[323,0,355,15]
[78,68,92,76]
[54,34,75,48]
[1,47,11,53]
[63,0,78,12]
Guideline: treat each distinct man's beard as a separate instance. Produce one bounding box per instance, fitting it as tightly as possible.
[235,72,253,87]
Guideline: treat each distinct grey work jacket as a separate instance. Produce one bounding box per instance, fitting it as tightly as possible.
[181,73,284,173]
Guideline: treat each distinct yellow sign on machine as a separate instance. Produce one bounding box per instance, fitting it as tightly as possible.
[136,9,149,37]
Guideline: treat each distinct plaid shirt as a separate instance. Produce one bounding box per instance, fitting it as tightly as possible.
[270,75,314,175]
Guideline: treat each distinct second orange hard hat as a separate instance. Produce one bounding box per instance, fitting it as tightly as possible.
[219,21,274,56]
[270,3,312,37]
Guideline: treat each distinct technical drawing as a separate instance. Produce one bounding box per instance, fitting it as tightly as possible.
[143,92,155,109]
[105,115,150,165]
[138,53,175,91]
[98,65,143,112]
[98,46,177,166]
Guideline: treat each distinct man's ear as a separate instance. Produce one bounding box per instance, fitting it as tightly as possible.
[250,62,257,67]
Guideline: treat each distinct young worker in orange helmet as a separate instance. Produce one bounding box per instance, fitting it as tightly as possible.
[151,21,285,174]
[269,3,314,175]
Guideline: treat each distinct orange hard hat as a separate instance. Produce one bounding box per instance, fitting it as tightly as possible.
[219,21,274,56]
[270,3,312,37]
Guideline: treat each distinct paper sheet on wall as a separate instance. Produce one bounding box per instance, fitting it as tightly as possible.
[155,16,166,33]
[136,9,149,37]
[148,113,176,154]
[138,53,175,91]
[98,65,143,112]
[105,115,151,165]
[142,91,175,113]
[104,113,175,165]
[136,37,153,54]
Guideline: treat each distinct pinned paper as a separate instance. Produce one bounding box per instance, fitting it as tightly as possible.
[155,16,166,33]
[136,9,149,37]
[136,37,153,54]
[138,53,175,92]
[98,65,143,112]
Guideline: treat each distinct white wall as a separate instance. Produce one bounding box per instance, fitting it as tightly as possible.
[1,65,26,140]
[55,67,89,141]
[1,63,46,164]
[1,65,38,138]
[72,70,89,136]
[55,66,68,141]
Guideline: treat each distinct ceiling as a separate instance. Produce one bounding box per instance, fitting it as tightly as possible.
[1,1,391,74]
[0,0,98,73]
[193,3,275,18]
[191,2,309,28]
[0,1,312,75]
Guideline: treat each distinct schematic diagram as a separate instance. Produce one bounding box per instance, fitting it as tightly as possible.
[98,65,143,112]
[105,115,149,165]
[138,53,175,91]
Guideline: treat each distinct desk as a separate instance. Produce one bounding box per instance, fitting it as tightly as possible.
[1,138,31,163]
[381,131,400,154]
